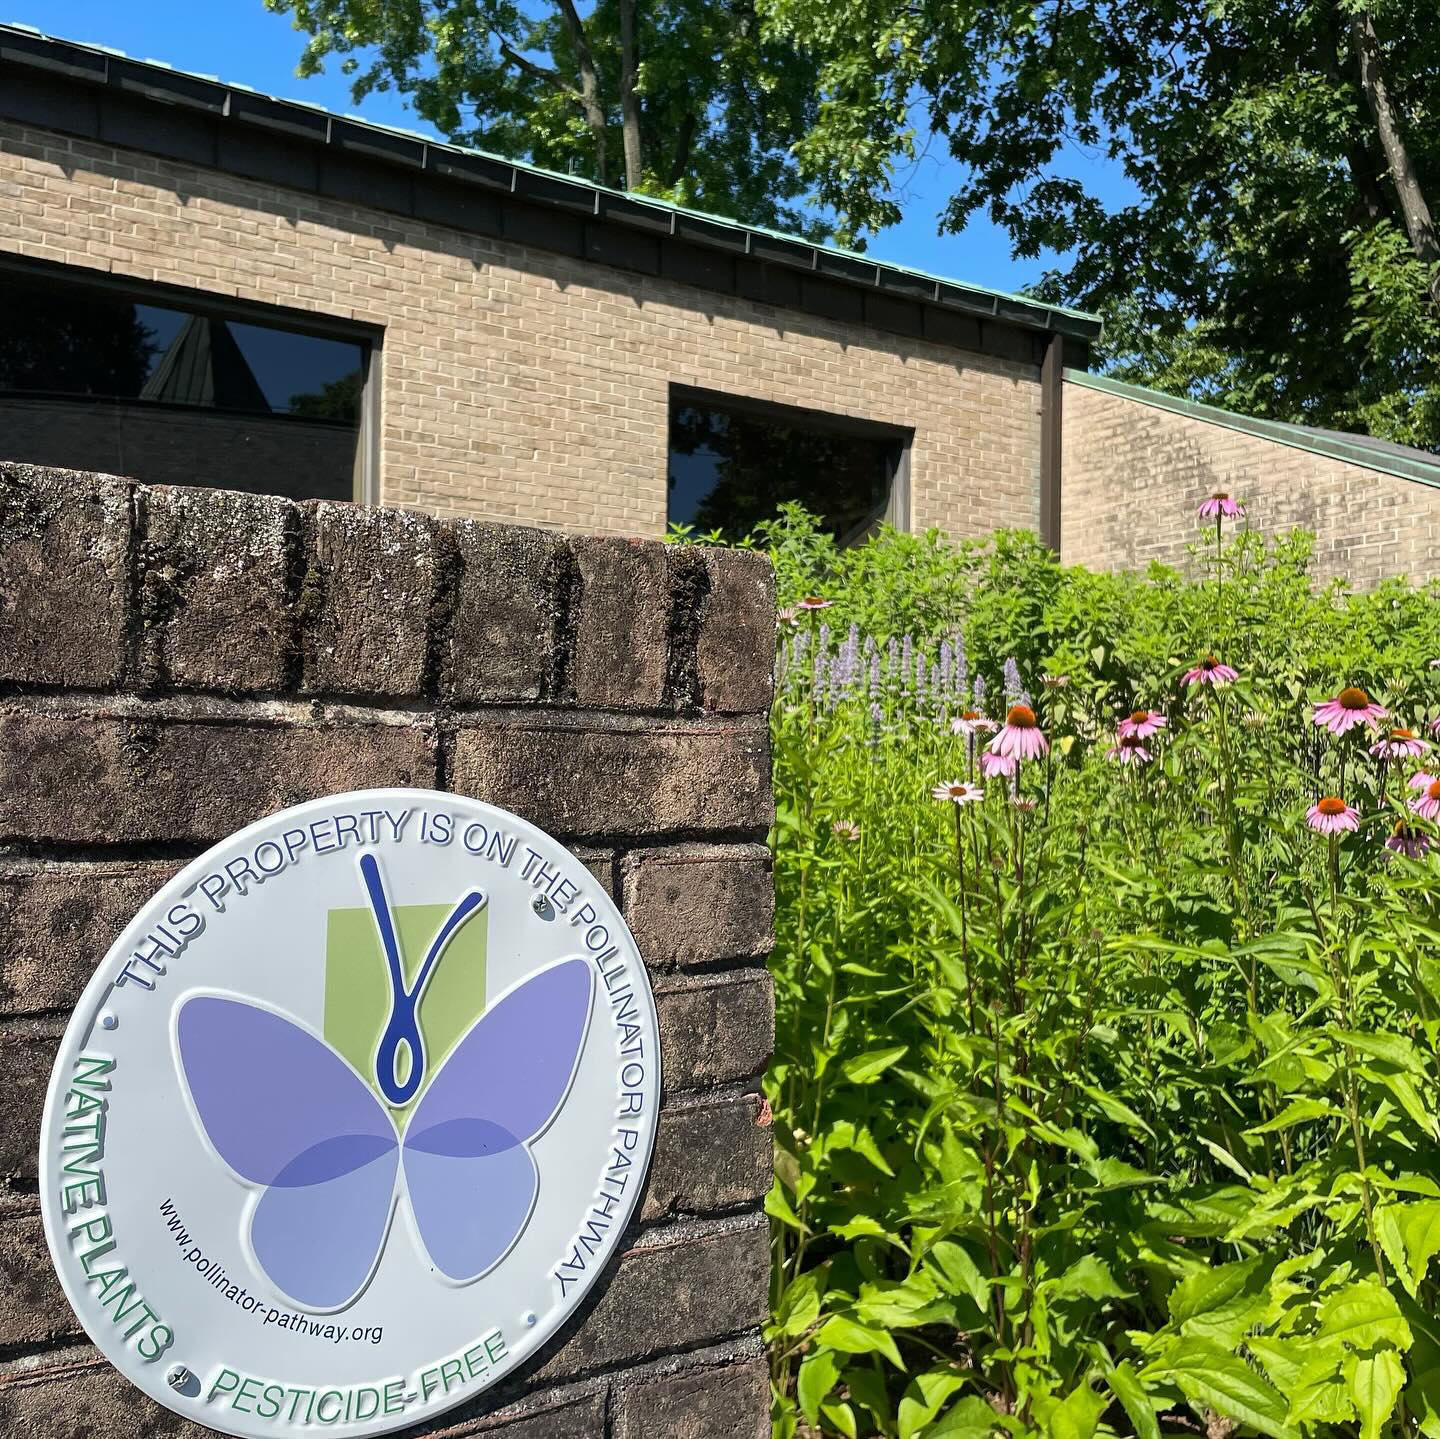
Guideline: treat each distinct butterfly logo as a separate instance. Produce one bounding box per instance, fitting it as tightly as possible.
[173,853,594,1312]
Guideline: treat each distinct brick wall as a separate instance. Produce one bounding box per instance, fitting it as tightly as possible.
[0,121,1043,541]
[1061,379,1440,585]
[0,461,777,1438]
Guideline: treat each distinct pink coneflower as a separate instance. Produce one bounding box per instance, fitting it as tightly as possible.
[1106,733,1153,766]
[1183,656,1239,687]
[795,596,834,612]
[1370,727,1429,761]
[1012,797,1038,813]
[1040,673,1070,689]
[989,704,1049,761]
[932,779,984,805]
[1198,492,1244,520]
[1117,708,1167,740]
[951,710,999,736]
[776,606,800,626]
[1312,686,1388,736]
[979,749,1016,780]
[1386,821,1430,859]
[1306,796,1360,834]
[831,820,861,842]
[1409,776,1440,821]
[1430,659,1440,670]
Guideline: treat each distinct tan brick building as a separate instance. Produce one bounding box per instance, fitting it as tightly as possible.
[5,25,1440,584]
[1062,372,1440,585]
[0,24,1093,546]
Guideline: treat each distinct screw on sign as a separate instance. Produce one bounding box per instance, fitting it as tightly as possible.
[40,790,660,1438]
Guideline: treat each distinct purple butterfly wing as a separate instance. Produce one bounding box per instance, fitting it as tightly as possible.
[176,995,398,1309]
[403,959,594,1282]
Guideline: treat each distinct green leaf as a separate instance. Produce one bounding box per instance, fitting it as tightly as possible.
[1345,1349,1406,1439]
[898,1371,967,1439]
[1105,1362,1160,1439]
[922,1240,990,1311]
[925,1394,1001,1437]
[1047,1254,1131,1304]
[821,1399,858,1439]
[1047,1381,1107,1439]
[1317,1280,1413,1351]
[813,1314,906,1368]
[1167,1257,1262,1327]
[796,1349,840,1425]
[1244,1098,1340,1135]
[1377,1202,1440,1298]
[764,1180,809,1234]
[1145,1339,1292,1439]
[842,1045,909,1083]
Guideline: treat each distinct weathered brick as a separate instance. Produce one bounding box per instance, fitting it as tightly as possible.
[140,485,294,692]
[0,863,181,1014]
[432,1387,606,1438]
[0,462,130,688]
[302,501,437,696]
[643,1096,772,1221]
[697,550,775,714]
[613,1357,769,1439]
[0,1358,200,1437]
[569,536,670,709]
[0,711,436,845]
[446,519,561,703]
[0,1206,78,1348]
[656,973,775,1090]
[622,845,774,967]
[538,1219,768,1382]
[1,1020,62,1180]
[451,716,770,839]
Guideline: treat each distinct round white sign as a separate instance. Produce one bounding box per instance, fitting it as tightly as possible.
[39,789,659,1437]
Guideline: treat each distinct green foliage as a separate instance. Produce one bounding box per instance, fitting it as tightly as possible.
[755,505,1440,1436]
[763,0,1440,448]
[263,0,826,234]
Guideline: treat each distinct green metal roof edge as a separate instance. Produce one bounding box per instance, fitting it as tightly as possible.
[0,21,1102,337]
[1064,368,1440,493]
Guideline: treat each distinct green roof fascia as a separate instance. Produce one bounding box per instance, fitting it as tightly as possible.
[1065,369,1440,492]
[0,21,1101,340]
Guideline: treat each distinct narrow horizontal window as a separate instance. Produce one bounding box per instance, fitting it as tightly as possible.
[667,388,909,543]
[0,265,374,502]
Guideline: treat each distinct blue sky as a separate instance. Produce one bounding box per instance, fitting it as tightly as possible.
[5,0,1128,297]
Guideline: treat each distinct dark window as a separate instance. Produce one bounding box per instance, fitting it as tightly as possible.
[0,266,371,501]
[667,389,908,542]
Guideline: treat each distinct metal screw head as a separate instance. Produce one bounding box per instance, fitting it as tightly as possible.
[100,1013,117,1031]
[167,1365,191,1389]
[531,894,553,919]
[523,1310,538,1327]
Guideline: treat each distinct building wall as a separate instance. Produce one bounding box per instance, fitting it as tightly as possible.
[0,461,777,1437]
[0,121,1043,541]
[1062,379,1440,586]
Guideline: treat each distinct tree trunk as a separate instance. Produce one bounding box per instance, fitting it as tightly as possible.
[618,0,644,190]
[1349,10,1440,307]
[557,0,609,186]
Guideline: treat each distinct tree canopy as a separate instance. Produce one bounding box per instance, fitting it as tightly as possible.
[266,0,1440,448]
[264,0,825,236]
[766,0,1440,448]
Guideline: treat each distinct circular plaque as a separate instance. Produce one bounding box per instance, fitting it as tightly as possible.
[39,789,659,1437]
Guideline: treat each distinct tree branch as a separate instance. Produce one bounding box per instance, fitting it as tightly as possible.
[555,0,610,185]
[496,39,575,98]
[618,0,644,189]
[1349,9,1440,306]
[667,110,697,187]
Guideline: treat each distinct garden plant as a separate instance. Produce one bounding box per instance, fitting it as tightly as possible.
[680,502,1440,1438]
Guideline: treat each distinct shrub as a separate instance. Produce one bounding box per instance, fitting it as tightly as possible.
[730,504,1440,1437]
